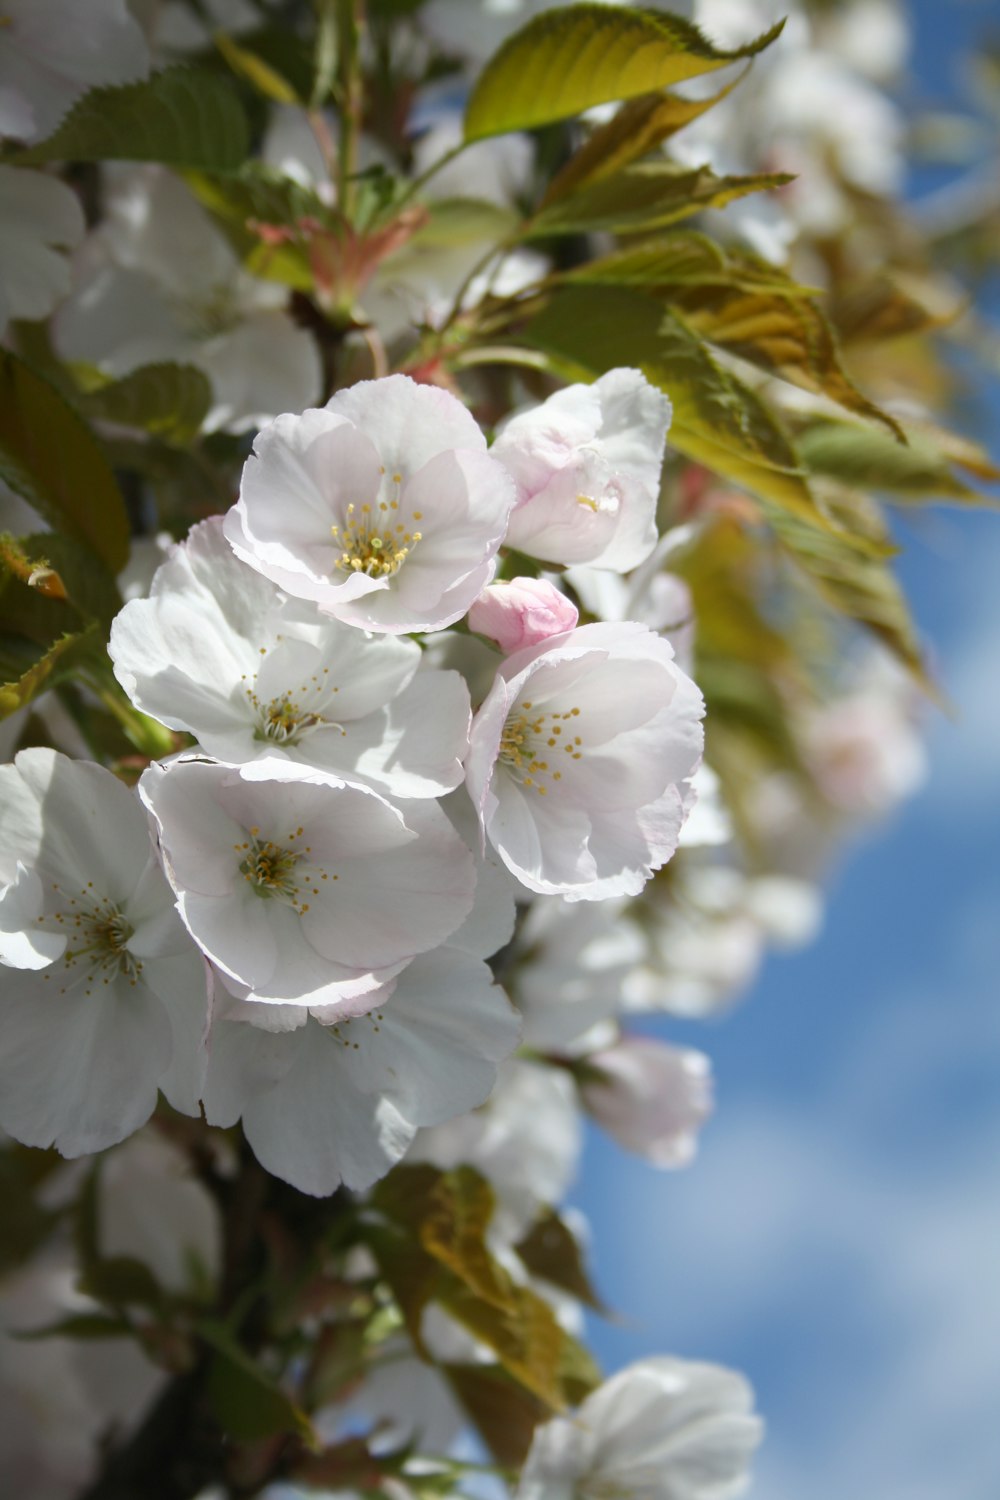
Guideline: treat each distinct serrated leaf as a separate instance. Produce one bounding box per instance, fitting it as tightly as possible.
[77,363,212,444]
[515,1209,605,1312]
[560,233,814,294]
[669,284,904,437]
[0,627,100,720]
[200,1320,316,1443]
[797,418,992,502]
[465,4,784,140]
[0,350,130,572]
[542,75,749,205]
[523,285,836,536]
[14,66,250,171]
[528,162,791,238]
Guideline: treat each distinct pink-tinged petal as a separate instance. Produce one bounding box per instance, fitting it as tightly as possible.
[467,623,704,899]
[494,368,669,572]
[469,577,579,654]
[581,1037,713,1166]
[227,376,516,634]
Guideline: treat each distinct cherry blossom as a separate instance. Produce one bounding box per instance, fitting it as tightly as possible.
[493,368,672,571]
[139,757,476,1008]
[0,166,84,337]
[53,166,321,434]
[110,518,471,799]
[0,750,208,1156]
[465,622,705,899]
[580,1037,714,1167]
[517,1355,763,1500]
[225,374,517,633]
[202,947,520,1196]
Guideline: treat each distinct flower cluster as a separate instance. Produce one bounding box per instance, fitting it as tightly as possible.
[0,0,967,1492]
[0,368,708,1204]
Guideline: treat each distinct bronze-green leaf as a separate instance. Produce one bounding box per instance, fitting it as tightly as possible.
[529,162,791,238]
[465,4,783,140]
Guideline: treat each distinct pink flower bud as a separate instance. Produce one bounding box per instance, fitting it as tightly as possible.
[581,1037,712,1167]
[468,577,578,654]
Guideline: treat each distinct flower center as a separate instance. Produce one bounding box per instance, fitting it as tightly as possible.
[174,282,242,340]
[498,698,584,795]
[235,826,326,913]
[243,660,344,749]
[37,888,141,995]
[331,473,423,580]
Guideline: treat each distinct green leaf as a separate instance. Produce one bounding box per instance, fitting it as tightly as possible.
[465,4,784,140]
[523,285,835,536]
[797,418,993,502]
[560,233,815,293]
[668,284,905,438]
[528,162,791,238]
[16,1314,132,1342]
[0,626,101,720]
[199,1320,316,1444]
[515,1209,605,1312]
[78,1255,165,1310]
[14,66,250,171]
[0,350,130,572]
[215,30,301,104]
[541,75,750,204]
[411,197,520,249]
[76,363,212,445]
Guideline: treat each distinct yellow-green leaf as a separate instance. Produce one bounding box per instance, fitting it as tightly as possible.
[465,4,784,141]
[0,626,100,720]
[797,417,996,503]
[0,350,130,572]
[528,161,791,237]
[215,30,301,104]
[76,362,212,445]
[542,74,749,204]
[670,286,904,438]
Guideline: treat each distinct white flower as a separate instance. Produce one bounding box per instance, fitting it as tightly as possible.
[97,1131,221,1297]
[202,947,520,1196]
[0,0,148,144]
[493,369,671,572]
[465,622,705,900]
[53,166,321,434]
[0,750,208,1156]
[111,518,471,799]
[468,576,579,654]
[518,1356,763,1500]
[0,166,84,337]
[580,1037,713,1167]
[224,375,517,634]
[139,757,476,1008]
[512,895,644,1051]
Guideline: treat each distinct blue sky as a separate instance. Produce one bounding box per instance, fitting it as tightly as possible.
[572,4,1000,1496]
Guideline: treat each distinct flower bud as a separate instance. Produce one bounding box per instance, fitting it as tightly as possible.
[468,577,578,653]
